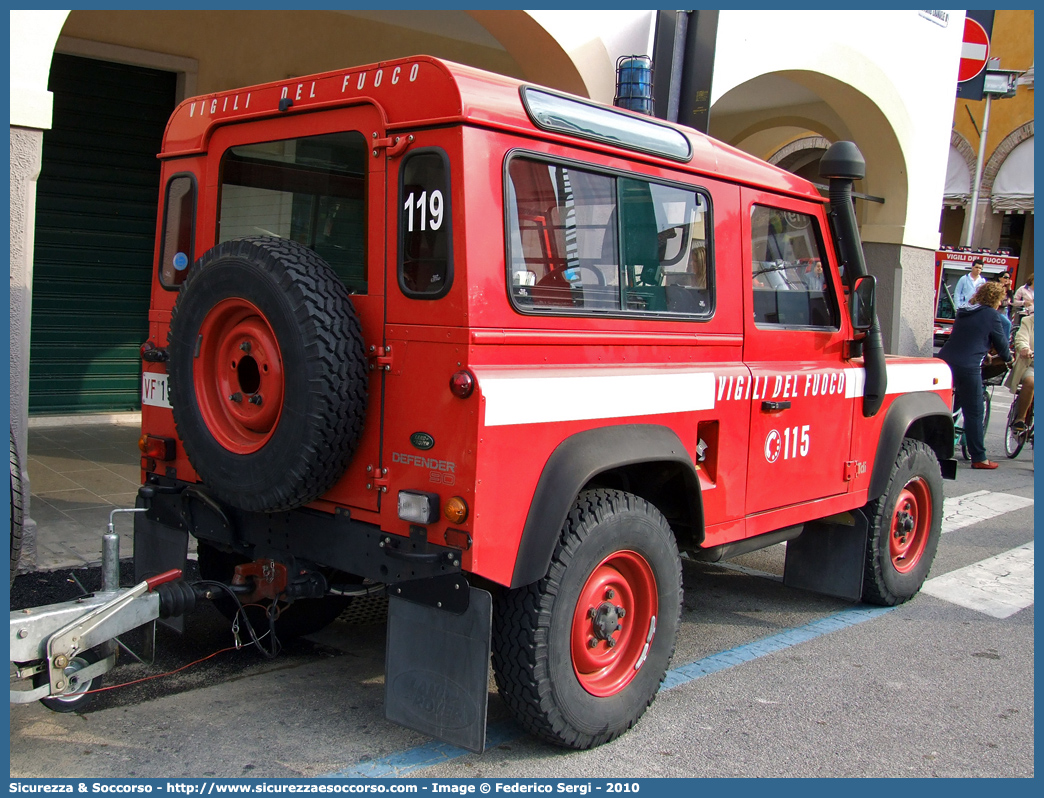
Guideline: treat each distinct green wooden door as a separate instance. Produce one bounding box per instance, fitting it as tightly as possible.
[29,54,176,415]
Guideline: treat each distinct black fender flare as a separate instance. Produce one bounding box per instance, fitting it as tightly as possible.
[868,392,954,501]
[510,424,702,588]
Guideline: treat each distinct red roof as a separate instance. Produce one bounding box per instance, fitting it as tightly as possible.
[162,54,821,201]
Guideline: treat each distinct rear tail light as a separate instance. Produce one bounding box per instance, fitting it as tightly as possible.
[449,369,475,398]
[139,434,176,461]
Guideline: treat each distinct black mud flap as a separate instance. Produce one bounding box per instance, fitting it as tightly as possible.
[385,587,492,753]
[940,457,958,481]
[783,510,869,602]
[133,496,189,631]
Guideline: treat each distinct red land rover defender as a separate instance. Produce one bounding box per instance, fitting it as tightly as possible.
[135,56,956,752]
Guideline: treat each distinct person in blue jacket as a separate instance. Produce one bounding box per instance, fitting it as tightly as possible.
[937,281,1013,469]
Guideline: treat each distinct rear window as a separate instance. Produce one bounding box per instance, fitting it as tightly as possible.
[506,155,713,318]
[398,149,453,299]
[217,131,368,293]
[159,174,196,288]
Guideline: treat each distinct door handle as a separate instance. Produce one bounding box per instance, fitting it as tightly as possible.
[761,400,791,412]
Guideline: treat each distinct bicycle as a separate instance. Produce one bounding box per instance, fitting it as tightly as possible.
[1004,386,1035,459]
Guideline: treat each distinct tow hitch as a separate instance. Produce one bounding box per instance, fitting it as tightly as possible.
[10,508,196,709]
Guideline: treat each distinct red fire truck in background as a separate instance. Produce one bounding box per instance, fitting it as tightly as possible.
[934,247,1019,345]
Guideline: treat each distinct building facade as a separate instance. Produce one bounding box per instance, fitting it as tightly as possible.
[942,9,1034,284]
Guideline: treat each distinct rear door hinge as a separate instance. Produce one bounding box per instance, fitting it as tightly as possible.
[844,460,866,481]
[367,465,389,493]
[372,133,413,158]
[367,344,395,372]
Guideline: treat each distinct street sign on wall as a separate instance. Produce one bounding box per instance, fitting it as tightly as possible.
[958,18,990,82]
[956,10,995,101]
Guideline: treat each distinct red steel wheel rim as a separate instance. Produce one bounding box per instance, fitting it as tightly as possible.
[889,477,931,574]
[194,297,284,454]
[571,550,658,697]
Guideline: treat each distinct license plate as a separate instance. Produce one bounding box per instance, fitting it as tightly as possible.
[142,372,172,409]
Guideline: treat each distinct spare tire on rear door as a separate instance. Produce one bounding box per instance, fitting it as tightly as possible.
[167,237,367,512]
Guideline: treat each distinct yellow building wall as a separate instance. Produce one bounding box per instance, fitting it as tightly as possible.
[952,10,1034,175]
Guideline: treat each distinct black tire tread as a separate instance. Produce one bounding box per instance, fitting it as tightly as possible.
[10,430,25,584]
[169,237,367,511]
[1004,400,1025,458]
[491,489,682,749]
[862,439,943,606]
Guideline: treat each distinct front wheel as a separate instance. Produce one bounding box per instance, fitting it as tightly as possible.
[862,439,943,606]
[491,490,682,749]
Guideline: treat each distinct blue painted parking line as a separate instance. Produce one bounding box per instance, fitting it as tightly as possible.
[325,719,523,778]
[321,604,895,778]
[659,604,895,690]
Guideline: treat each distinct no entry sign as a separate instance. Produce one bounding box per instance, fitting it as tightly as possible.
[959,17,990,83]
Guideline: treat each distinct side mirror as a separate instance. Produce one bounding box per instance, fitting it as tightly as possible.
[850,275,876,333]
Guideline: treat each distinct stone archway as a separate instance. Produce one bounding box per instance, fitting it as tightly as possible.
[950,129,977,186]
[981,121,1034,198]
[768,135,831,181]
[712,70,909,242]
[709,69,935,357]
[18,9,587,416]
[466,11,589,97]
[945,130,976,207]
[963,122,1034,250]
[942,131,976,246]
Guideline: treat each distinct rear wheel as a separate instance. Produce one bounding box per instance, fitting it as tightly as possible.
[862,439,943,606]
[491,489,682,749]
[1004,398,1026,458]
[953,406,968,461]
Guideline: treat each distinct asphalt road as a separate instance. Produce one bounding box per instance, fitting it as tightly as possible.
[9,396,1034,780]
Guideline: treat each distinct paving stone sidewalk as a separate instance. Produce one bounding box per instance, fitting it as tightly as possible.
[20,415,182,572]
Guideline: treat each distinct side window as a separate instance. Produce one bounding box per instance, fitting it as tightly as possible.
[159,174,196,288]
[508,159,619,310]
[751,206,838,329]
[399,149,452,299]
[506,155,712,317]
[217,132,368,293]
[621,178,712,315]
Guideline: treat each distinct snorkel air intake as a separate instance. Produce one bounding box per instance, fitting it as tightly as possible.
[820,142,886,417]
